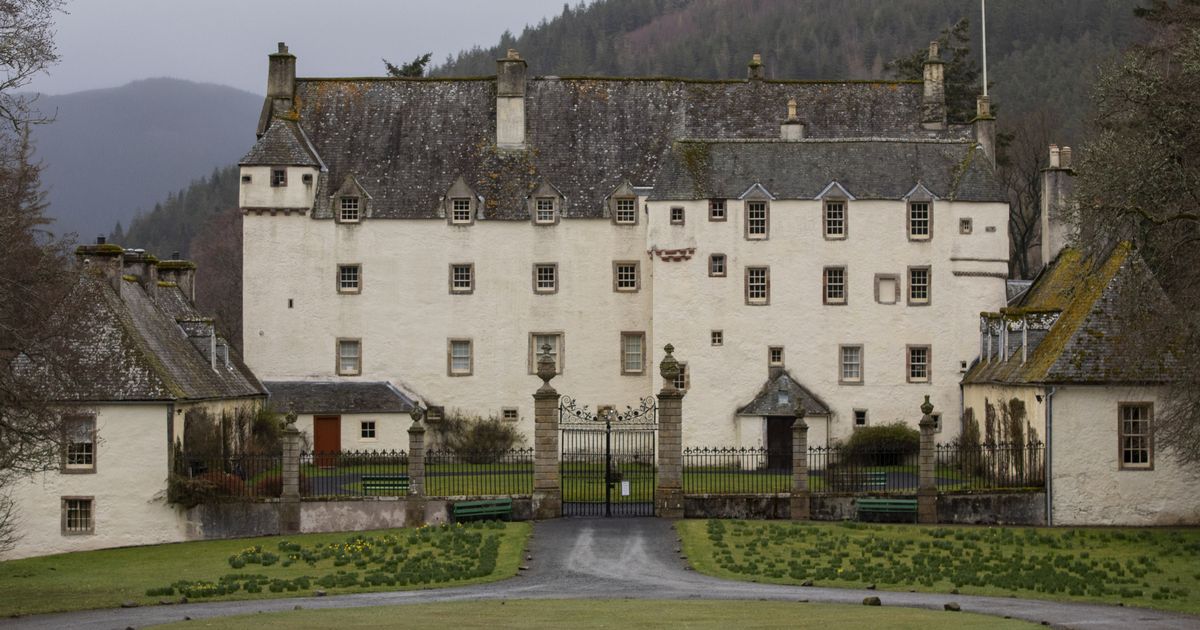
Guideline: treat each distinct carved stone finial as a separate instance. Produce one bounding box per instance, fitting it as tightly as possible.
[659,343,680,388]
[794,402,806,421]
[409,404,425,424]
[536,342,556,387]
[920,395,934,416]
[285,403,297,427]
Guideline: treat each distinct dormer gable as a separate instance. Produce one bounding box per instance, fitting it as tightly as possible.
[737,182,775,201]
[606,180,639,225]
[528,180,565,225]
[330,175,372,223]
[814,180,856,201]
[443,176,480,225]
[903,182,938,202]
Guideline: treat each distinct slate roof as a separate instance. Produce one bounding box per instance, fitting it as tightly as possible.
[651,139,1005,202]
[264,381,415,415]
[963,244,1177,386]
[737,370,832,417]
[240,119,321,167]
[242,75,990,220]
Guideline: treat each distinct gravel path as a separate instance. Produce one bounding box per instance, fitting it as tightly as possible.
[3,518,1198,630]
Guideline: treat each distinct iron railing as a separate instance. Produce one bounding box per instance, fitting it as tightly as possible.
[682,447,791,494]
[807,445,920,494]
[935,441,1046,491]
[175,453,283,499]
[301,449,408,497]
[426,447,534,497]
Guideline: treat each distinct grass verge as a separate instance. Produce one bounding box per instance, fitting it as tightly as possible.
[678,519,1200,615]
[150,599,1040,629]
[0,521,529,617]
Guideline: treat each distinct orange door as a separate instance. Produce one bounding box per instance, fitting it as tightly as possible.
[313,415,341,467]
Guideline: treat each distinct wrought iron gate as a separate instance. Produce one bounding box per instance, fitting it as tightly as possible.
[560,396,657,517]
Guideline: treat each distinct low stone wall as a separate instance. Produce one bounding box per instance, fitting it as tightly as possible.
[186,501,282,539]
[684,494,790,519]
[685,492,1045,525]
[937,491,1046,526]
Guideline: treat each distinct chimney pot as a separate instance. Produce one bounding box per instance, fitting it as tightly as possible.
[921,42,946,129]
[1049,144,1060,168]
[1061,146,1072,169]
[172,251,180,260]
[748,53,764,80]
[96,235,106,245]
[277,42,288,54]
[786,98,797,121]
[928,41,940,61]
[506,48,521,60]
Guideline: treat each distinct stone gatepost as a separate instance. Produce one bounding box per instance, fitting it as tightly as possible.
[790,405,810,520]
[280,408,301,534]
[917,396,938,524]
[656,344,685,518]
[406,405,427,527]
[532,344,562,519]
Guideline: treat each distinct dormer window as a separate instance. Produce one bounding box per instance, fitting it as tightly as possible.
[535,197,556,224]
[614,198,637,225]
[745,200,769,239]
[451,198,472,224]
[271,168,287,187]
[908,201,932,240]
[339,197,361,222]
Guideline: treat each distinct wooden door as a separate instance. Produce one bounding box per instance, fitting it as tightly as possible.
[313,415,341,467]
[766,416,794,471]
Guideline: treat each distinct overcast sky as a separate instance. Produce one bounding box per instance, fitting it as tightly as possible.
[32,0,570,96]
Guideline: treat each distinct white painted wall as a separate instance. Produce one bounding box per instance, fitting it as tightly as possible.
[962,383,1047,443]
[239,165,319,209]
[291,412,411,452]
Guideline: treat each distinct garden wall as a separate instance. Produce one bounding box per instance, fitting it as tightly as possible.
[684,492,1045,525]
[938,492,1046,525]
[684,494,790,519]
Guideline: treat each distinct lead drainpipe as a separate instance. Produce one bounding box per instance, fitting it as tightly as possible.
[1044,386,1057,526]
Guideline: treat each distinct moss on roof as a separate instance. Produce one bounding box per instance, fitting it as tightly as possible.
[156,260,197,271]
[75,243,124,256]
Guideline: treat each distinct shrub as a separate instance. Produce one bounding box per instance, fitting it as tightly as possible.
[843,422,919,466]
[252,473,311,497]
[429,410,525,463]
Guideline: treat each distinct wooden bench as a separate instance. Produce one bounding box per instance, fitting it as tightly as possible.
[856,498,917,521]
[452,498,513,521]
[833,471,888,492]
[361,474,409,495]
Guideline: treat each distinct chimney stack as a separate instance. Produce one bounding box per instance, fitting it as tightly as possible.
[974,94,996,168]
[780,98,805,141]
[121,249,159,299]
[496,49,527,150]
[1040,144,1075,267]
[267,43,296,109]
[748,53,764,80]
[75,238,124,292]
[156,258,198,303]
[921,42,946,130]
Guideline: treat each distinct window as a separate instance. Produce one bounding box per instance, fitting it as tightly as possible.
[620,332,645,375]
[613,261,639,292]
[533,263,558,294]
[1119,403,1153,470]
[614,198,637,224]
[670,206,685,225]
[337,338,361,376]
[875,274,900,304]
[745,266,769,305]
[908,266,931,305]
[745,200,769,239]
[931,413,943,433]
[451,197,472,224]
[339,197,361,222]
[768,346,784,367]
[529,333,563,374]
[823,266,847,305]
[271,168,287,187]
[360,421,377,440]
[535,197,556,224]
[959,217,973,234]
[64,416,95,472]
[711,330,724,346]
[502,408,519,422]
[709,254,726,277]
[709,199,727,221]
[62,497,93,535]
[241,174,252,184]
[449,263,474,294]
[824,200,846,239]
[908,201,931,240]
[337,264,361,294]
[448,339,473,376]
[302,173,313,185]
[673,362,689,391]
[854,409,868,427]
[907,345,931,383]
[839,345,863,384]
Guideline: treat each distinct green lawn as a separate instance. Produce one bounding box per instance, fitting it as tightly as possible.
[150,599,1039,629]
[0,522,529,617]
[678,520,1200,615]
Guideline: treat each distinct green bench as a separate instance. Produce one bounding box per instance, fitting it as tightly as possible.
[452,498,513,521]
[856,498,917,521]
[833,471,888,492]
[361,474,410,495]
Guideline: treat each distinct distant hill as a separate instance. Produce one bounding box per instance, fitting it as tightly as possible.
[30,78,262,240]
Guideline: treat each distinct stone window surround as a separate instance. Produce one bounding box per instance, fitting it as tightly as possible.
[449,263,474,294]
[532,263,559,294]
[336,337,362,376]
[744,266,770,305]
[270,168,287,187]
[360,420,377,440]
[709,199,727,222]
[533,196,558,225]
[673,361,690,391]
[709,253,727,277]
[620,331,646,375]
[501,407,519,422]
[823,198,848,240]
[449,197,474,225]
[711,330,724,346]
[62,414,97,474]
[874,273,901,305]
[823,265,847,305]
[853,409,869,428]
[959,217,973,234]
[612,260,640,292]
[906,344,931,383]
[838,344,864,385]
[1118,402,1154,471]
[337,263,361,294]
[670,206,685,225]
[338,196,361,223]
[907,265,932,306]
[768,345,784,367]
[744,199,770,240]
[613,197,638,225]
[528,332,564,374]
[61,496,94,536]
[907,200,933,241]
[447,338,473,377]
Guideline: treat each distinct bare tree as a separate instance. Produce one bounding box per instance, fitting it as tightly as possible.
[998,109,1060,278]
[0,1,65,130]
[191,207,243,350]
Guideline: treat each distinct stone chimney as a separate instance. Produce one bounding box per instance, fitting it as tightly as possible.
[156,255,198,303]
[921,42,946,130]
[780,98,805,141]
[974,95,996,168]
[748,53,765,80]
[74,237,124,292]
[267,42,296,112]
[496,49,527,150]
[121,249,159,299]
[1040,144,1075,267]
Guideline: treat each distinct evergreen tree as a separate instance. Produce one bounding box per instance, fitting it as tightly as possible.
[383,52,433,77]
[886,18,983,123]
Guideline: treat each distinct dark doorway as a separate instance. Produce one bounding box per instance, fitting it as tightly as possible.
[765,416,793,471]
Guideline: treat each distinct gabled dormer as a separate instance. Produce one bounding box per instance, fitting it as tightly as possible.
[904,183,938,241]
[816,181,854,241]
[330,175,372,224]
[739,182,774,240]
[607,180,639,226]
[528,181,565,226]
[443,176,480,225]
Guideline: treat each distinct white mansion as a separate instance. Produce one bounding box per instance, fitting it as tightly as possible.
[240,43,1010,452]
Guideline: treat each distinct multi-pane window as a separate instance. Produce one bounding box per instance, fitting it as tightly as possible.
[909,267,930,305]
[959,217,973,234]
[709,254,726,277]
[450,264,474,294]
[360,421,376,439]
[533,264,558,293]
[746,200,768,238]
[840,345,863,384]
[64,416,95,471]
[337,339,361,375]
[824,200,846,239]
[711,330,724,346]
[709,199,726,221]
[1120,404,1153,469]
[745,266,769,304]
[530,333,563,374]
[909,201,931,239]
[338,264,361,293]
[535,197,556,224]
[448,339,473,376]
[907,345,930,382]
[502,408,519,422]
[854,409,868,427]
[451,198,472,224]
[339,196,360,222]
[670,206,685,225]
[621,332,645,374]
[614,198,637,224]
[768,346,784,367]
[271,168,287,187]
[824,266,847,304]
[673,363,690,391]
[63,498,93,534]
[614,262,639,292]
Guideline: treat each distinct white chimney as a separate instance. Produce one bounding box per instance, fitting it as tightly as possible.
[496,49,527,149]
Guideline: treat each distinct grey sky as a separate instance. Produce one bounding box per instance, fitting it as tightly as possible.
[33,0,571,96]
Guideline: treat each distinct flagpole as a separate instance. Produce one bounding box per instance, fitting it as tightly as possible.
[981,0,988,97]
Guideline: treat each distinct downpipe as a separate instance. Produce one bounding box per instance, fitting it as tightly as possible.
[1044,386,1056,526]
